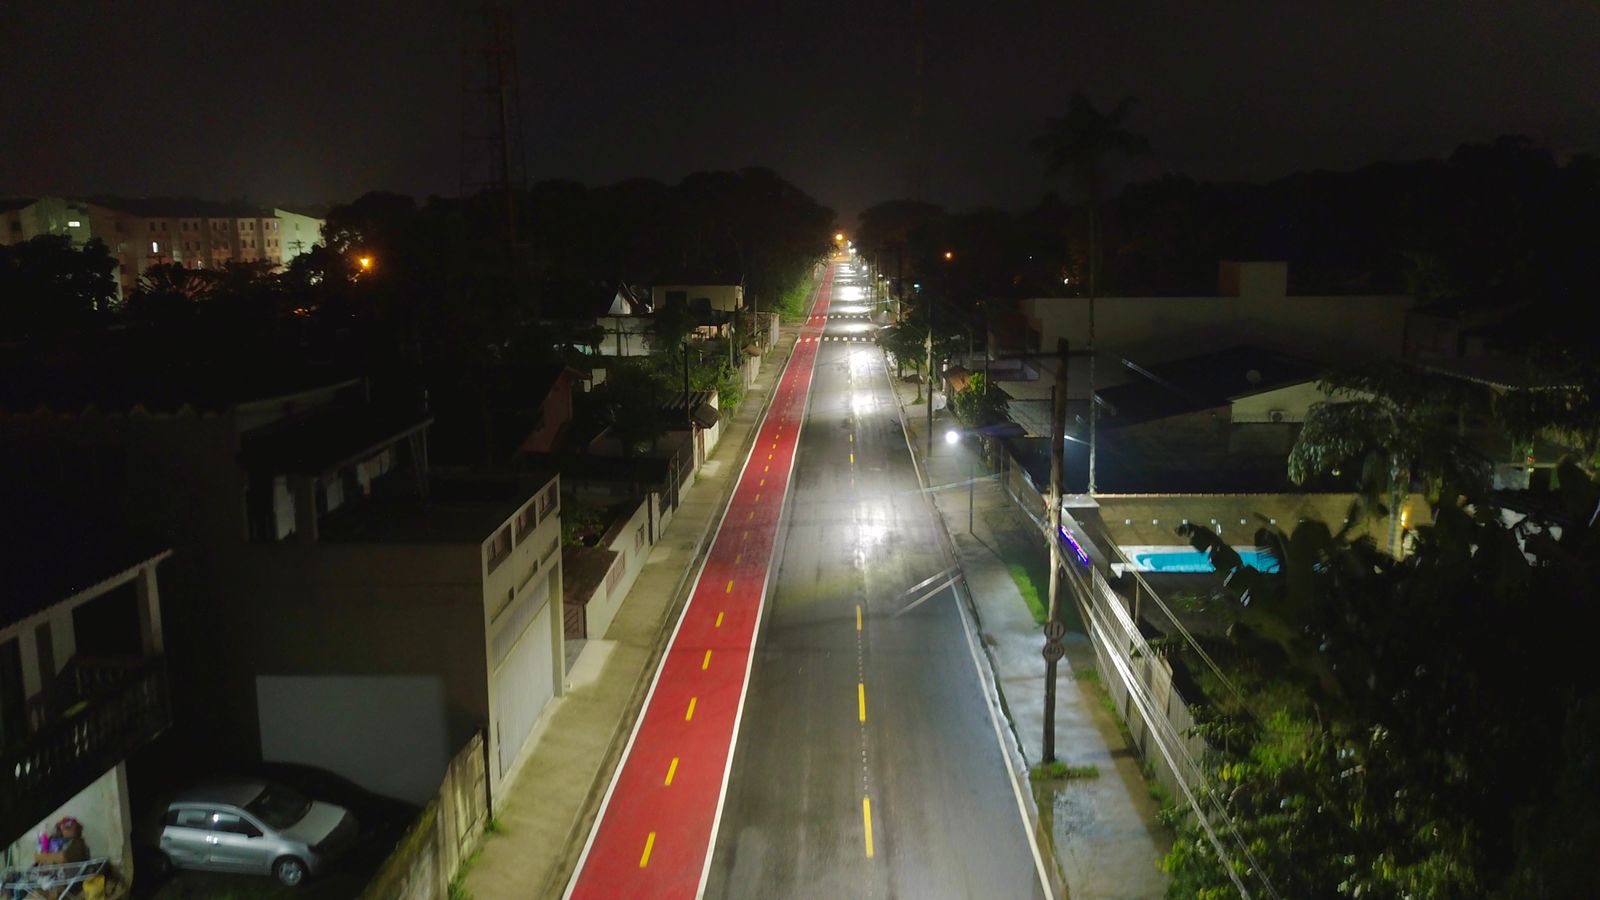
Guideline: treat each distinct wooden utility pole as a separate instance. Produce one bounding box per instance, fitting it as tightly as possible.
[1043,337,1070,763]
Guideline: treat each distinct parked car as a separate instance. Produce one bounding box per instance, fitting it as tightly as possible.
[155,780,359,886]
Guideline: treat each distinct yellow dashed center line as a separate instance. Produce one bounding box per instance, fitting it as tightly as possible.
[863,798,874,858]
[640,831,656,867]
[664,757,679,786]
[726,579,734,593]
[849,452,855,465]
[735,553,742,564]
[715,611,725,627]
[702,650,712,670]
[849,434,854,442]
[747,511,754,521]
[856,605,863,631]
[754,494,760,502]
[685,697,697,721]
[759,478,765,487]
[763,465,770,473]
[858,683,867,722]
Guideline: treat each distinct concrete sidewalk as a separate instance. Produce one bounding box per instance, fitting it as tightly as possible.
[886,368,1171,899]
[462,332,800,900]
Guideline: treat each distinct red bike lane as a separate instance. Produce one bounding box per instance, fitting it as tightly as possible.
[565,266,834,899]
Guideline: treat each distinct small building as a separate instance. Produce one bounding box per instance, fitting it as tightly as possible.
[560,497,654,643]
[651,274,745,314]
[1,489,171,893]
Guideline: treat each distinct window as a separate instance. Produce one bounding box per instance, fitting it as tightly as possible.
[208,812,262,837]
[161,221,168,231]
[151,241,159,253]
[168,808,211,828]
[486,524,513,573]
[515,500,536,542]
[67,219,81,227]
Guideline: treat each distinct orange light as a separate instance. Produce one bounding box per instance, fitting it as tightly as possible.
[357,256,373,270]
[943,250,954,261]
[834,232,845,242]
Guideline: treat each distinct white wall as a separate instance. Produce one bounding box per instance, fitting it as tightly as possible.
[3,763,132,875]
[1230,381,1332,423]
[585,500,654,640]
[257,674,451,805]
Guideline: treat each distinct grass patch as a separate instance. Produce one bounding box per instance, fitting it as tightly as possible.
[1008,563,1047,624]
[485,815,504,835]
[1031,760,1101,782]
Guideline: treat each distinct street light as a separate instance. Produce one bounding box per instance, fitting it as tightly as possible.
[944,428,960,446]
[943,250,954,261]
[357,255,373,271]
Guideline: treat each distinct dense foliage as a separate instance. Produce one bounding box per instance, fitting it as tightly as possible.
[1165,464,1600,894]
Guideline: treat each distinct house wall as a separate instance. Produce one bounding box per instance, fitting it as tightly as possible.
[584,499,653,641]
[652,283,743,312]
[1230,381,1330,423]
[1018,292,1412,400]
[1093,493,1424,549]
[2,763,133,877]
[480,479,563,800]
[597,315,656,357]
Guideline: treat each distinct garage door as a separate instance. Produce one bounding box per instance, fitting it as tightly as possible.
[494,599,554,777]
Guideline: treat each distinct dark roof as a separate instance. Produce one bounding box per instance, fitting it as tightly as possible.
[239,402,432,476]
[532,452,675,487]
[1419,356,1581,391]
[1,483,170,625]
[1099,346,1323,426]
[663,392,720,429]
[0,197,36,214]
[562,546,620,608]
[0,334,359,415]
[89,195,268,218]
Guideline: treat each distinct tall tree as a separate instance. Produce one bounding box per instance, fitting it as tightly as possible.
[1031,92,1149,491]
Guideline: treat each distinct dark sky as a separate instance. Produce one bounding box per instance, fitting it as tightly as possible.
[5,1,1597,223]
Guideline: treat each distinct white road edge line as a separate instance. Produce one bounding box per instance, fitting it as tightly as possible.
[561,272,829,900]
[879,341,1057,900]
[695,269,832,898]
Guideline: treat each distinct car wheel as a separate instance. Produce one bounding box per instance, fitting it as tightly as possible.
[274,856,308,887]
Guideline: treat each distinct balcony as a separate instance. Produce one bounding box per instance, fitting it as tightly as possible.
[0,656,171,841]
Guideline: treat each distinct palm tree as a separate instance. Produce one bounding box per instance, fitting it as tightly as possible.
[1287,366,1490,557]
[1031,93,1150,492]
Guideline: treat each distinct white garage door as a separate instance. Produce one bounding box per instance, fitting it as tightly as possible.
[494,600,554,777]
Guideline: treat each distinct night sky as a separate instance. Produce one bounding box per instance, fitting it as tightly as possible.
[5,1,1597,221]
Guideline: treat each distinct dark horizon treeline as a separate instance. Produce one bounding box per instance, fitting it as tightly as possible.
[0,166,835,465]
[857,134,1600,355]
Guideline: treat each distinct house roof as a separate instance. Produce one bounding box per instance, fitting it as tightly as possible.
[1099,346,1323,426]
[1418,356,1581,391]
[0,334,360,416]
[663,391,720,429]
[89,195,269,218]
[239,401,432,477]
[1,483,170,626]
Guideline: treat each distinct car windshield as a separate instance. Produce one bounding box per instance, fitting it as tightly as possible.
[244,785,312,830]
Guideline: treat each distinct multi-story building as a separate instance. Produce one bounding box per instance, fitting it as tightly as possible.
[0,368,564,810]
[0,488,171,891]
[272,207,325,263]
[0,197,91,247]
[85,198,297,295]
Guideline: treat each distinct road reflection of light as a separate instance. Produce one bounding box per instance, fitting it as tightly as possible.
[831,304,871,315]
[847,348,876,377]
[836,286,865,301]
[831,321,874,334]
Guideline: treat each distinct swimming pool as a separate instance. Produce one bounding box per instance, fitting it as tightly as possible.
[1122,545,1281,574]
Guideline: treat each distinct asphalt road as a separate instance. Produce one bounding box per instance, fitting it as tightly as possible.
[703,265,1047,899]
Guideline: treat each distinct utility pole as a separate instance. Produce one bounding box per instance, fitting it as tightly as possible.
[1043,337,1069,763]
[925,286,936,455]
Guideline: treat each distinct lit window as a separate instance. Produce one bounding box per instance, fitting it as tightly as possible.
[151,241,159,253]
[67,220,81,227]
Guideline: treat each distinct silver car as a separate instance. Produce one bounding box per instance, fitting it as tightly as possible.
[157,780,358,886]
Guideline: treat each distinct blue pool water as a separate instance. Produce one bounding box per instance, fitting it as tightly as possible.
[1134,548,1281,574]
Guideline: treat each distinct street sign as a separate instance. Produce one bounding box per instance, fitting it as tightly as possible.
[1042,640,1065,663]
[1043,620,1067,641]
